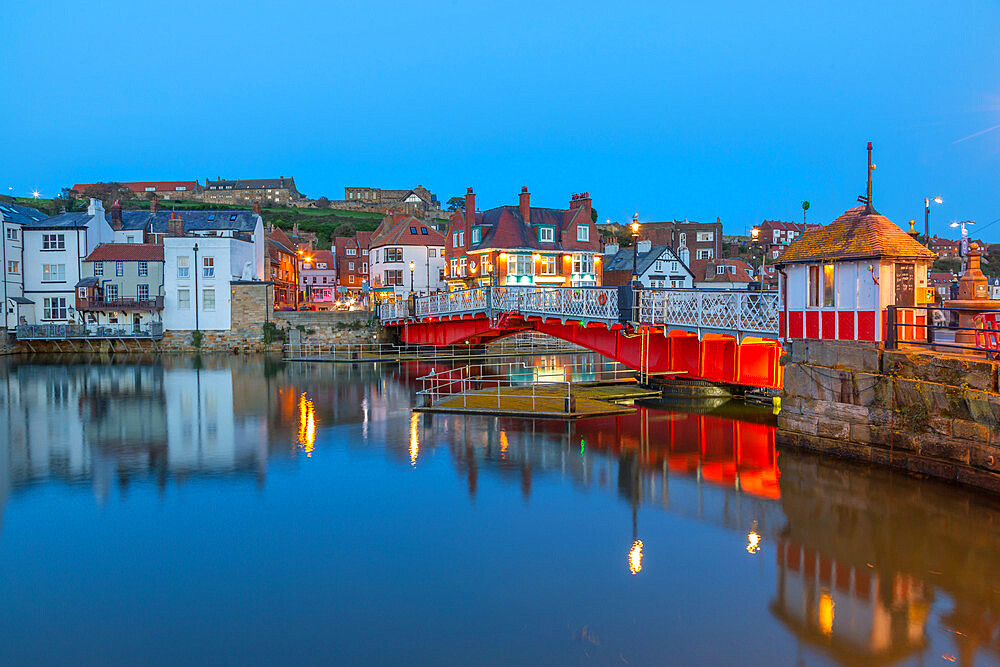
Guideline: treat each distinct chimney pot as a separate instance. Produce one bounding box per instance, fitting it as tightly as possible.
[150,195,159,214]
[519,187,530,225]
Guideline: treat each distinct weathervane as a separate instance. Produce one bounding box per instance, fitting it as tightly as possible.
[857,141,875,213]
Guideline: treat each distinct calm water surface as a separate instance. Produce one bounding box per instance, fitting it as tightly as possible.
[2,354,1000,666]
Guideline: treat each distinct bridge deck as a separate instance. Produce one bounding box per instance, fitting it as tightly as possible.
[380,286,780,340]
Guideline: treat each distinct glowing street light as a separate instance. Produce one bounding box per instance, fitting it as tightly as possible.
[409,260,415,295]
[630,213,641,279]
[751,226,765,292]
[950,220,976,257]
[924,196,943,247]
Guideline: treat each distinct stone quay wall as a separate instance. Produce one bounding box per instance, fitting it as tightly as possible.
[779,339,1000,492]
[1,328,14,355]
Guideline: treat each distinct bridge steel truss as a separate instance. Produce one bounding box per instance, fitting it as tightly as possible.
[379,286,783,389]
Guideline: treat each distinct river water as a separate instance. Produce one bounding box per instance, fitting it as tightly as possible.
[1,354,999,665]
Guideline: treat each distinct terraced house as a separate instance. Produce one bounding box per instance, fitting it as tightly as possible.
[1,201,47,329]
[77,244,165,333]
[443,188,602,290]
[20,199,114,324]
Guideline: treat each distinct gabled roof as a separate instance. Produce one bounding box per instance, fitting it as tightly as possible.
[776,206,936,265]
[22,211,95,229]
[205,177,296,190]
[303,250,336,268]
[0,202,48,225]
[699,258,754,283]
[603,245,691,277]
[469,205,595,251]
[370,215,446,247]
[85,243,164,262]
[119,210,260,233]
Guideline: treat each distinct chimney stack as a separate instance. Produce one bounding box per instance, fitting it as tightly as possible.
[464,187,475,230]
[168,211,185,237]
[150,195,159,214]
[110,199,122,231]
[253,200,262,215]
[519,186,530,225]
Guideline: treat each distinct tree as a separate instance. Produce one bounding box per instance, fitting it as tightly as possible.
[446,196,465,212]
[316,196,331,209]
[82,182,132,209]
[591,207,598,223]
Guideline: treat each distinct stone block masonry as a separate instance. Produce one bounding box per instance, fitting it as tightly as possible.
[779,339,1000,493]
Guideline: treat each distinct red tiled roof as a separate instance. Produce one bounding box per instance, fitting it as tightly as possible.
[72,181,199,193]
[303,250,336,267]
[699,258,754,282]
[776,206,936,265]
[371,215,446,246]
[85,243,164,262]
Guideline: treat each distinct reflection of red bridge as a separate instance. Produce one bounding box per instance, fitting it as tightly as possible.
[382,287,783,389]
[566,408,780,499]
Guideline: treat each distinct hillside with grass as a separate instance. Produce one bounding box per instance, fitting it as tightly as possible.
[7,197,383,250]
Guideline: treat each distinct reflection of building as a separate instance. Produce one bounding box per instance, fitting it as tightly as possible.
[771,538,929,663]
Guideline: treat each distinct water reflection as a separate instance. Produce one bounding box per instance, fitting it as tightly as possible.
[2,355,1000,664]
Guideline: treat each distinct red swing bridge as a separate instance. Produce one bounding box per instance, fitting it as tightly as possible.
[379,286,784,389]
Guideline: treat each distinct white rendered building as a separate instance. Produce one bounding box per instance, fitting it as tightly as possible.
[368,215,446,299]
[0,202,47,329]
[20,199,113,324]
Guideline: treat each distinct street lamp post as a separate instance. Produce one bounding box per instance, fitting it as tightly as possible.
[751,226,764,292]
[409,260,415,296]
[950,220,976,258]
[925,196,943,248]
[630,214,640,280]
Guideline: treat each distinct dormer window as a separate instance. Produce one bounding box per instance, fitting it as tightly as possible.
[472,228,481,244]
[539,227,554,243]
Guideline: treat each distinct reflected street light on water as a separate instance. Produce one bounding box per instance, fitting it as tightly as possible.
[746,520,761,554]
[628,539,644,575]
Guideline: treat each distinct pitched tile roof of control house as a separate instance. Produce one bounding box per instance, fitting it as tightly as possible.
[0,202,48,225]
[118,210,260,233]
[775,206,936,265]
[85,243,165,262]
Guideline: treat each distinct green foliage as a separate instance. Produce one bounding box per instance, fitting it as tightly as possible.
[191,330,203,348]
[262,321,287,343]
[932,258,961,275]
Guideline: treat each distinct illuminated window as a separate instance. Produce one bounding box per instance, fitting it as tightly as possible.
[203,256,215,278]
[823,263,835,307]
[808,265,835,307]
[539,256,556,275]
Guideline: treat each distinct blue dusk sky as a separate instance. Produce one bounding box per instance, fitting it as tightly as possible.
[3,0,998,238]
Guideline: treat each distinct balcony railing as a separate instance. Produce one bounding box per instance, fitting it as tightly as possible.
[16,322,165,340]
[77,296,165,311]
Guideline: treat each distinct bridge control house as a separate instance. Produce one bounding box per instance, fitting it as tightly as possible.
[444,187,603,290]
[776,205,935,342]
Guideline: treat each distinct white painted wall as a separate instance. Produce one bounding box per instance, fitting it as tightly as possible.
[1,217,24,328]
[164,237,238,331]
[21,200,113,324]
[369,243,446,298]
[638,248,693,288]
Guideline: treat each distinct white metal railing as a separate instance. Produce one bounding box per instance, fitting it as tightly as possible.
[639,289,780,336]
[379,300,408,321]
[416,359,635,412]
[492,286,619,321]
[415,288,488,318]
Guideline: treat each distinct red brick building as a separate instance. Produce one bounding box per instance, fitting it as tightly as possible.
[444,187,603,290]
[333,231,372,295]
[266,226,299,308]
[640,219,723,266]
